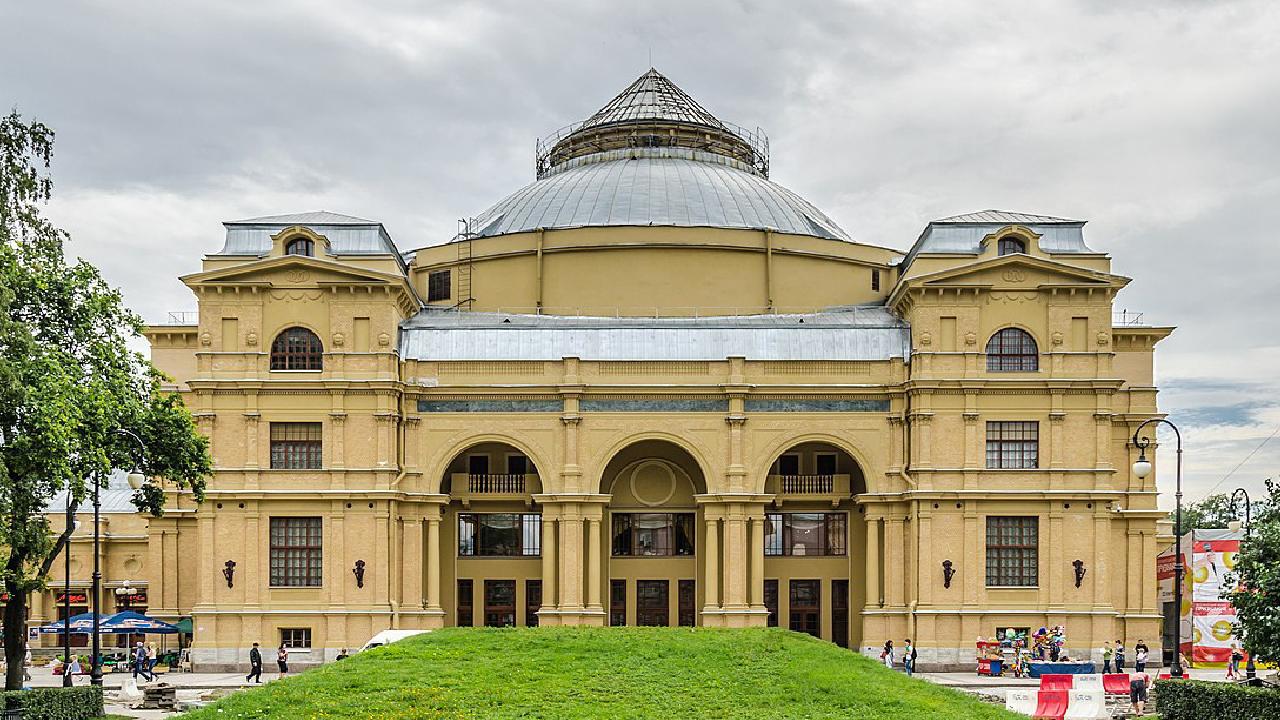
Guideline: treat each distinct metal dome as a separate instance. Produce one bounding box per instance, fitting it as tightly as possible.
[469,155,850,241]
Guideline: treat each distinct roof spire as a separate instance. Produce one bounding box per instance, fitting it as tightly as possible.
[578,68,727,131]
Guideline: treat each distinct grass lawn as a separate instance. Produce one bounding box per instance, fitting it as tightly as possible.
[179,627,1022,719]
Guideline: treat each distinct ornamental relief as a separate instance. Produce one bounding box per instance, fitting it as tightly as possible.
[986,292,1037,304]
[1000,268,1028,283]
[269,290,324,303]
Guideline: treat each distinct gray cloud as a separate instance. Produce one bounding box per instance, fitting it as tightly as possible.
[3,0,1278,505]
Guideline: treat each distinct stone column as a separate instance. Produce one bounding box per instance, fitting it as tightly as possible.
[865,517,881,608]
[749,515,765,610]
[541,515,557,612]
[703,516,720,614]
[586,516,602,611]
[561,512,584,611]
[886,517,905,607]
[724,512,748,610]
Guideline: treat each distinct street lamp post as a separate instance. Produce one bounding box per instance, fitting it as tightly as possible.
[1227,487,1256,683]
[63,498,73,688]
[92,428,148,687]
[1131,418,1184,680]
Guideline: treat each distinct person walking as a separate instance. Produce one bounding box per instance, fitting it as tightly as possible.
[277,644,289,676]
[1134,644,1148,674]
[1113,641,1125,673]
[146,642,159,674]
[902,639,917,676]
[881,640,894,669]
[246,642,263,683]
[134,641,155,682]
[67,654,82,684]
[1101,643,1113,674]
[22,646,31,682]
[1228,643,1243,680]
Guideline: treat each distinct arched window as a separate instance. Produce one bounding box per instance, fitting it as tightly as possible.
[986,328,1038,372]
[998,236,1026,256]
[285,237,315,257]
[270,327,323,370]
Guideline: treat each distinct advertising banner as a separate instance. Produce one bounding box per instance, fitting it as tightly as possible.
[1192,601,1238,664]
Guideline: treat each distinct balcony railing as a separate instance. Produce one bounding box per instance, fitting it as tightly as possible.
[450,473,540,507]
[778,474,835,494]
[468,474,527,494]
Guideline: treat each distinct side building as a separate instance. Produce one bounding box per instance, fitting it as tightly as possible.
[117,69,1171,671]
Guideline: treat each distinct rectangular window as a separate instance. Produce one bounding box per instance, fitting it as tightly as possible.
[815,453,837,476]
[986,517,1039,587]
[457,579,473,627]
[871,269,881,291]
[484,579,516,628]
[428,270,451,302]
[764,579,778,628]
[269,517,323,587]
[525,580,542,628]
[270,422,322,470]
[775,454,800,476]
[764,513,847,556]
[610,513,695,557]
[457,514,541,557]
[280,628,311,649]
[985,421,1039,469]
[678,579,696,628]
[609,579,626,627]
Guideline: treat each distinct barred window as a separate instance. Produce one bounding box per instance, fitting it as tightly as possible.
[269,517,323,587]
[428,270,451,302]
[986,328,1038,372]
[986,517,1039,587]
[280,627,312,648]
[284,237,314,257]
[871,269,881,291]
[270,422,322,469]
[457,514,541,556]
[270,327,323,371]
[986,421,1039,469]
[998,237,1026,256]
[764,513,847,556]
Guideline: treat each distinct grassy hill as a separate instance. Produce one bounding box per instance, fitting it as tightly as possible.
[180,627,1020,719]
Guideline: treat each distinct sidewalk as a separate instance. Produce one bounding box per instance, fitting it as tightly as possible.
[26,665,284,718]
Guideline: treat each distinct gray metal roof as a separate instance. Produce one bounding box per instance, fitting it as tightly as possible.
[399,307,909,362]
[217,211,401,258]
[468,156,850,241]
[933,210,1081,224]
[580,68,727,131]
[45,472,141,514]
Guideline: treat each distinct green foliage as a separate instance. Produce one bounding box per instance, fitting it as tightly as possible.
[0,686,104,720]
[0,109,212,689]
[1174,492,1252,530]
[180,627,1022,719]
[1156,679,1280,720]
[1226,478,1280,664]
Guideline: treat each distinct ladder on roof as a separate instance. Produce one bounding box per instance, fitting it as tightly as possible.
[455,219,475,310]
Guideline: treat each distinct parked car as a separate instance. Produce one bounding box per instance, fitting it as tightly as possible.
[360,629,431,652]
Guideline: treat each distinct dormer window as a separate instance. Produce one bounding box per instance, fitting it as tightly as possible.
[998,237,1026,256]
[285,237,315,257]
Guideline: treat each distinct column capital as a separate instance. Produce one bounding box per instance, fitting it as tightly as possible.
[560,414,582,426]
[725,414,748,427]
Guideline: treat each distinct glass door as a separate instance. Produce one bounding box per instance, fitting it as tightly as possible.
[636,580,670,627]
[831,579,849,648]
[678,580,696,627]
[788,580,820,638]
[483,580,516,627]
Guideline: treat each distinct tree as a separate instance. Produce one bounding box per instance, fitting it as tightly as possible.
[1225,478,1280,666]
[1173,493,1246,530]
[0,111,211,690]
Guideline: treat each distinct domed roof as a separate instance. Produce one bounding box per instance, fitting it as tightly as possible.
[469,155,849,241]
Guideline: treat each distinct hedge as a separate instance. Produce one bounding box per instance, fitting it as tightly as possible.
[1156,679,1280,720]
[0,686,104,720]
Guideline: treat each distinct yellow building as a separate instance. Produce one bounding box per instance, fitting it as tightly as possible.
[129,69,1174,671]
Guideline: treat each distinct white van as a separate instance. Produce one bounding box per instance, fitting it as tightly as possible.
[360,629,431,652]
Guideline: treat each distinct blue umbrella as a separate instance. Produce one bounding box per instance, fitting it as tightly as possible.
[101,611,179,635]
[38,612,111,634]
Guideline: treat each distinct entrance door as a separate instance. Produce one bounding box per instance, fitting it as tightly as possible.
[831,579,849,648]
[764,580,778,628]
[788,580,820,638]
[636,580,670,627]
[525,580,541,628]
[678,580,696,627]
[484,580,516,627]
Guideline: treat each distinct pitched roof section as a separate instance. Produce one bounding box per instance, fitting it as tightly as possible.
[933,210,1082,225]
[580,68,727,130]
[227,211,378,226]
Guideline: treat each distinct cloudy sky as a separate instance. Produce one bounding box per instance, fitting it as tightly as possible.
[3,0,1278,510]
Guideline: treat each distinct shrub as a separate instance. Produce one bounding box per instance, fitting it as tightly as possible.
[0,686,105,720]
[1156,679,1280,720]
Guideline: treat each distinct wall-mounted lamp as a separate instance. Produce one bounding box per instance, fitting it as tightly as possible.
[223,560,236,588]
[942,560,956,589]
[353,559,366,589]
[1072,559,1087,588]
